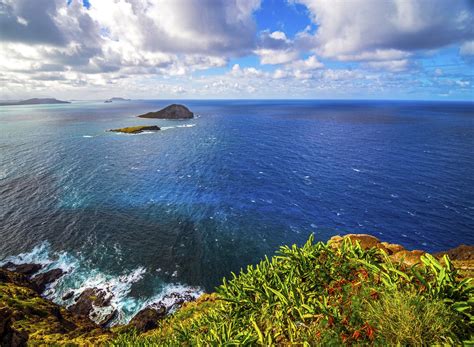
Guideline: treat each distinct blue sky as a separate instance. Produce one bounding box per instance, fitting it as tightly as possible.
[0,0,473,100]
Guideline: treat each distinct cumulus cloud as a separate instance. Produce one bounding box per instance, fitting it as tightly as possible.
[295,0,474,60]
[0,0,472,99]
[255,30,299,64]
[0,0,262,98]
[88,0,260,56]
[0,0,67,45]
[364,59,413,72]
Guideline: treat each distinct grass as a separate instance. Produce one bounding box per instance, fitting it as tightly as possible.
[111,236,474,346]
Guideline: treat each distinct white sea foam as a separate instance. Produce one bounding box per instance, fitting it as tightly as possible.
[0,242,203,326]
[161,124,196,131]
[352,168,361,172]
[82,135,93,138]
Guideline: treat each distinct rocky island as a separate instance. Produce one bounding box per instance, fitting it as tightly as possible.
[0,98,71,106]
[138,104,194,119]
[0,234,472,345]
[109,125,160,134]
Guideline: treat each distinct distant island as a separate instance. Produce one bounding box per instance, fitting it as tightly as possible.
[138,104,193,119]
[107,104,193,135]
[0,98,71,106]
[109,125,160,134]
[104,97,131,103]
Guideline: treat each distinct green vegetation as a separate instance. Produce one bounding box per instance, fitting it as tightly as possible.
[0,275,111,345]
[111,236,473,346]
[1,236,472,345]
[109,125,160,134]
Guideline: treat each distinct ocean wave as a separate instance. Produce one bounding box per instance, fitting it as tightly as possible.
[0,242,203,325]
[161,124,196,131]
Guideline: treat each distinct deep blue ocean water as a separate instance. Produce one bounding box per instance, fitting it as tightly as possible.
[0,99,473,323]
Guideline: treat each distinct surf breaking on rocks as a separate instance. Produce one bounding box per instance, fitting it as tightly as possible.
[0,242,203,326]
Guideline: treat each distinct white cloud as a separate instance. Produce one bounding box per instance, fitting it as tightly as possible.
[0,0,262,97]
[255,48,299,64]
[365,59,412,72]
[296,0,474,60]
[460,41,474,56]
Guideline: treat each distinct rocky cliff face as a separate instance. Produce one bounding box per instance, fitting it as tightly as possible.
[329,233,474,276]
[0,269,111,346]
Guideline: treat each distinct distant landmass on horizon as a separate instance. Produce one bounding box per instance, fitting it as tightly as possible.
[0,98,70,106]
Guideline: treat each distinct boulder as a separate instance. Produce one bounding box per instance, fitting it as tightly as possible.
[329,234,382,250]
[129,305,167,332]
[1,263,43,277]
[389,250,426,267]
[12,263,43,276]
[434,245,474,261]
[329,234,410,256]
[98,310,118,328]
[68,288,112,317]
[62,291,75,301]
[138,104,194,119]
[380,242,405,255]
[31,269,64,293]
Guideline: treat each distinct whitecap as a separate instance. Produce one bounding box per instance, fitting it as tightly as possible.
[0,243,203,326]
[352,168,361,172]
[161,124,196,131]
[82,135,93,138]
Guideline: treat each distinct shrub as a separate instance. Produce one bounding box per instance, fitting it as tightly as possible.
[111,236,473,346]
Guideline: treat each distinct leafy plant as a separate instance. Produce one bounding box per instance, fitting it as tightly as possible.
[111,235,473,346]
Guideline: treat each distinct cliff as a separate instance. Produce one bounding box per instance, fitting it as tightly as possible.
[1,234,472,346]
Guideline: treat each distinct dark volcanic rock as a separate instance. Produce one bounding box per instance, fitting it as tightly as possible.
[138,104,194,119]
[0,269,38,292]
[99,310,118,328]
[68,288,112,317]
[62,291,75,301]
[31,269,64,293]
[161,291,197,310]
[109,125,160,134]
[1,263,42,277]
[129,305,167,332]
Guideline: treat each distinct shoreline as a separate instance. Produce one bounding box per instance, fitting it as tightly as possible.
[1,233,472,345]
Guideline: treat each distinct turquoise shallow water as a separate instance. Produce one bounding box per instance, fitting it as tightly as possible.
[0,99,473,323]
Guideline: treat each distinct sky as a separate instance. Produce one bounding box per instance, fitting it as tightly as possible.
[0,0,473,100]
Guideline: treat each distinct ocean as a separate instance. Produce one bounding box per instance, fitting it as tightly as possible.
[1,99,473,324]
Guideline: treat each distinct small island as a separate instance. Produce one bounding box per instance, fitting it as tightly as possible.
[104,97,131,103]
[138,104,193,119]
[109,125,160,134]
[0,98,71,106]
